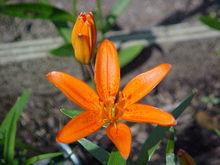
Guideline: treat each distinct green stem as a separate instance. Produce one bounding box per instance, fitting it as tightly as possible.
[72,0,77,21]
[96,0,105,39]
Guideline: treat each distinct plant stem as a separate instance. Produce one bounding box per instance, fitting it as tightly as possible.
[72,0,77,21]
[96,0,105,39]
[85,63,94,80]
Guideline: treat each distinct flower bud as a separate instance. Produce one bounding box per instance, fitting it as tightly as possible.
[71,12,97,64]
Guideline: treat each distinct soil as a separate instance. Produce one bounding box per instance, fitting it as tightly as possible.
[0,0,220,165]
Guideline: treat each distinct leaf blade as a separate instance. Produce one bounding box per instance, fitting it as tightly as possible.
[166,127,175,165]
[1,90,31,163]
[78,138,110,165]
[106,0,131,29]
[23,152,62,165]
[119,44,144,68]
[200,15,220,31]
[50,43,73,57]
[60,108,82,118]
[136,92,195,165]
[107,148,126,165]
[0,3,73,22]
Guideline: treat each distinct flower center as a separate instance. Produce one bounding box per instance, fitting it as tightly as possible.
[102,103,118,124]
[101,92,126,125]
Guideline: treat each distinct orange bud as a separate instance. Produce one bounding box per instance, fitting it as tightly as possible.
[71,12,97,64]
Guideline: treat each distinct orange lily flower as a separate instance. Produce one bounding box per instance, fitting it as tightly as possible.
[71,12,97,64]
[47,39,176,159]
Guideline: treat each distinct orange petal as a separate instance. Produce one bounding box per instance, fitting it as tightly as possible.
[57,111,103,143]
[86,12,97,52]
[95,39,120,105]
[122,64,171,106]
[106,123,131,159]
[47,71,101,112]
[121,104,176,126]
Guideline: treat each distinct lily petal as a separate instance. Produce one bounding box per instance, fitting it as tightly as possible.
[122,64,171,106]
[95,39,120,105]
[57,111,103,143]
[47,71,101,112]
[121,104,176,126]
[106,123,131,159]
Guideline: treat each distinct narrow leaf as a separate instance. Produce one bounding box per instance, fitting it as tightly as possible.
[106,0,131,28]
[200,16,220,31]
[23,152,62,165]
[50,43,73,57]
[38,0,49,4]
[53,21,71,43]
[0,3,73,22]
[214,129,220,137]
[78,138,110,165]
[60,108,82,118]
[2,90,31,163]
[166,127,175,165]
[107,148,126,165]
[136,92,195,165]
[119,44,144,68]
[36,0,72,42]
[109,0,131,17]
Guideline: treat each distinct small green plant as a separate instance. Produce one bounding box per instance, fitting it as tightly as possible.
[201,94,220,108]
[0,90,62,165]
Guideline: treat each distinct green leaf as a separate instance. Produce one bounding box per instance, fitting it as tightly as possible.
[0,90,31,163]
[60,108,82,118]
[23,152,62,165]
[53,21,71,43]
[166,127,175,165]
[106,0,131,28]
[119,44,144,68]
[107,148,126,165]
[78,138,110,165]
[0,138,40,153]
[35,0,72,42]
[109,0,131,18]
[0,3,73,22]
[50,43,73,57]
[38,0,49,4]
[200,16,220,31]
[36,0,72,42]
[136,92,195,165]
[95,0,105,34]
[214,129,220,137]
[0,0,8,5]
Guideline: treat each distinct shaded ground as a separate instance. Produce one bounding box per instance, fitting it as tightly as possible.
[0,0,220,164]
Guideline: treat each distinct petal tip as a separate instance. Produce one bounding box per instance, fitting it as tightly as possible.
[121,153,129,160]
[168,116,177,126]
[56,130,71,144]
[161,63,172,71]
[56,135,64,143]
[102,38,111,43]
[47,71,58,80]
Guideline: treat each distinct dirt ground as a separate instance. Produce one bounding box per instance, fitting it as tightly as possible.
[0,0,220,164]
